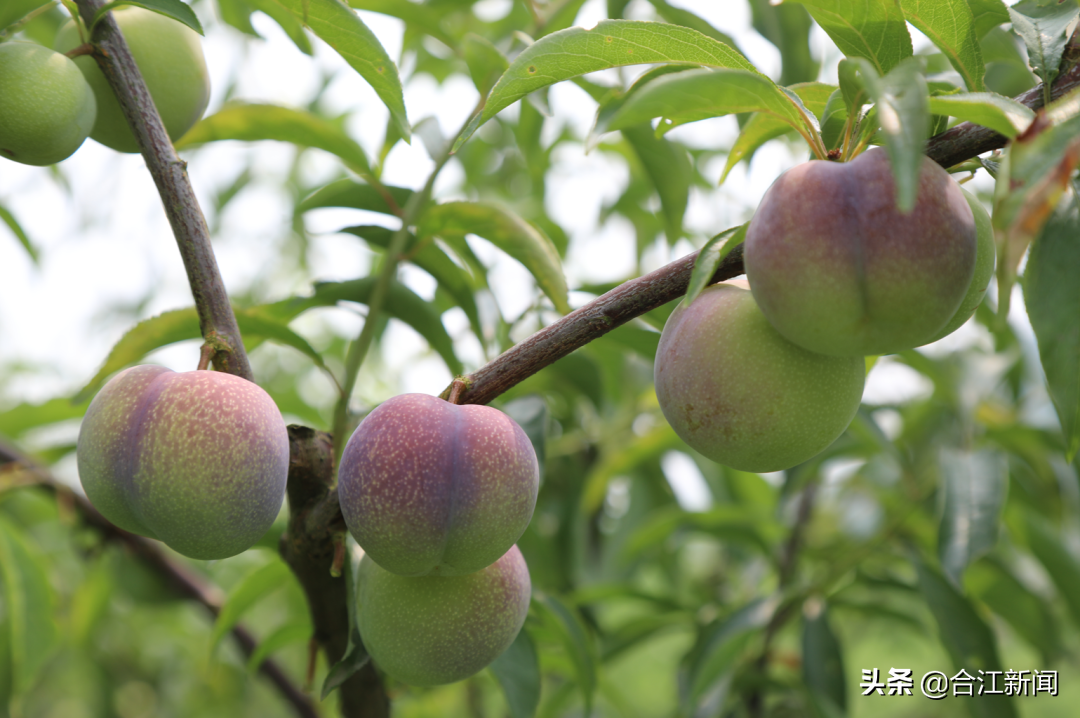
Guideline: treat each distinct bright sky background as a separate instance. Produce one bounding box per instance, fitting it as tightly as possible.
[0,0,1052,501]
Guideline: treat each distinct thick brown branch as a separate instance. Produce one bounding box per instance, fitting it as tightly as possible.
[0,442,316,718]
[72,0,251,380]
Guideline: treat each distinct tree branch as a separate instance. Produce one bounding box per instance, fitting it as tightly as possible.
[72,0,251,380]
[0,442,317,718]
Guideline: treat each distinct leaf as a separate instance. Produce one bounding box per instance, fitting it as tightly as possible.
[854,57,930,212]
[210,560,292,655]
[749,0,819,86]
[0,205,38,266]
[264,279,464,375]
[645,0,743,54]
[454,20,757,151]
[899,0,985,91]
[1021,506,1080,630]
[621,125,691,242]
[0,397,90,439]
[682,597,778,711]
[246,621,312,673]
[418,202,569,314]
[937,449,1008,584]
[0,0,50,33]
[966,560,1061,664]
[298,178,412,217]
[536,595,596,714]
[176,103,375,182]
[273,0,408,140]
[915,559,1018,718]
[581,424,682,513]
[967,0,1010,39]
[683,225,747,307]
[244,0,313,55]
[721,82,836,184]
[0,516,59,697]
[786,0,913,75]
[1008,0,1079,95]
[927,92,1034,137]
[502,396,548,479]
[802,603,846,714]
[1025,193,1080,460]
[94,0,204,35]
[489,627,541,718]
[463,33,509,97]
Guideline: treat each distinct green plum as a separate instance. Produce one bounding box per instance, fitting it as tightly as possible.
[357,545,531,686]
[654,283,865,472]
[338,393,539,577]
[744,146,977,356]
[76,366,289,560]
[55,7,210,153]
[928,186,996,342]
[0,43,96,166]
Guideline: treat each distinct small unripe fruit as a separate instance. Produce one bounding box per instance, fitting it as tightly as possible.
[76,366,289,560]
[55,7,210,153]
[654,284,865,472]
[358,545,531,686]
[744,146,977,356]
[338,393,539,576]
[0,43,96,166]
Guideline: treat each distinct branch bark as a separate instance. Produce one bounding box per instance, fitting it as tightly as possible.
[72,0,251,380]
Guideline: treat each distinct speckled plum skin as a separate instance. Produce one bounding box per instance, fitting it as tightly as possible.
[744,147,977,356]
[76,366,289,560]
[929,186,996,342]
[358,544,531,686]
[338,393,539,576]
[654,284,865,472]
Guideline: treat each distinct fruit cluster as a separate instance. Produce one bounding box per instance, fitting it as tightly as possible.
[77,381,537,686]
[0,7,209,165]
[655,147,995,473]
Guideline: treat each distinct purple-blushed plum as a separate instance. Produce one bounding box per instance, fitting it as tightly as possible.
[55,7,210,153]
[929,186,996,342]
[0,43,96,166]
[76,366,289,560]
[338,393,539,576]
[744,146,977,356]
[357,544,531,686]
[654,284,865,472]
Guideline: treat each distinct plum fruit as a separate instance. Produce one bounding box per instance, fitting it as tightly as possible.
[55,7,210,153]
[338,393,539,577]
[744,146,977,356]
[928,186,996,342]
[654,283,865,472]
[0,42,97,166]
[357,544,531,686]
[76,366,289,560]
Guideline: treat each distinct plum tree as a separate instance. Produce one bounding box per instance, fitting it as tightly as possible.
[0,42,96,166]
[744,146,977,356]
[929,186,996,342]
[338,393,539,576]
[357,544,531,686]
[654,283,865,472]
[76,365,289,560]
[55,7,210,153]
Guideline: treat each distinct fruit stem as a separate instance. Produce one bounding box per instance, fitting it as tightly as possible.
[330,532,346,578]
[63,43,95,59]
[445,377,471,404]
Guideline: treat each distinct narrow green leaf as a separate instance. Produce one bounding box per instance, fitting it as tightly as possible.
[966,560,1061,664]
[916,559,1018,718]
[0,517,59,697]
[244,0,313,55]
[604,68,819,147]
[621,125,691,242]
[264,278,464,375]
[489,627,541,718]
[646,0,744,54]
[623,505,779,560]
[1008,0,1079,95]
[0,206,38,266]
[0,0,50,33]
[927,92,1034,137]
[937,449,1008,584]
[1025,194,1080,460]
[454,20,757,151]
[537,595,596,715]
[787,0,913,75]
[0,397,90,440]
[966,0,1010,39]
[581,424,682,512]
[246,621,312,673]
[176,103,375,181]
[802,603,846,714]
[1022,506,1080,630]
[274,0,408,140]
[418,202,569,314]
[683,225,746,307]
[210,560,292,655]
[216,0,260,36]
[683,597,778,711]
[899,0,985,91]
[463,33,508,97]
[0,618,10,708]
[854,57,930,212]
[750,0,819,86]
[94,0,203,34]
[298,178,413,217]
